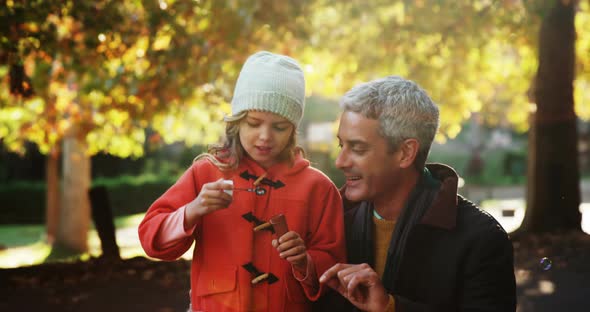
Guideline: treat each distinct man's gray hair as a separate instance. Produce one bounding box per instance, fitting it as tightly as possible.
[339,76,440,170]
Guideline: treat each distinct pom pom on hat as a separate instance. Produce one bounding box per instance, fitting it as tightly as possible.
[231,51,305,127]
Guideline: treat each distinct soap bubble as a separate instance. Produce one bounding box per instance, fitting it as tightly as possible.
[539,257,552,271]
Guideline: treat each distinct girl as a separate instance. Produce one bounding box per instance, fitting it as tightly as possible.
[138,51,346,312]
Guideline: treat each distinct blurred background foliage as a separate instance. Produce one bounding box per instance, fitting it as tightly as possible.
[0,0,589,224]
[1,0,589,157]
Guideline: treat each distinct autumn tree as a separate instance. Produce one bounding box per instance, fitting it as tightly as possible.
[0,0,311,254]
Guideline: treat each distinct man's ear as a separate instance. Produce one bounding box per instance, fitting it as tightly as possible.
[399,139,419,169]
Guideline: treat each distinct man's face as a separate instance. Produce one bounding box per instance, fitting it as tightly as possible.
[335,111,403,204]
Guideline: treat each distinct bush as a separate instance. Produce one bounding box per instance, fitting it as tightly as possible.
[0,176,176,225]
[428,146,527,186]
[0,182,46,224]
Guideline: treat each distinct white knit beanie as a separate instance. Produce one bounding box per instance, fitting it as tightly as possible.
[231,51,305,127]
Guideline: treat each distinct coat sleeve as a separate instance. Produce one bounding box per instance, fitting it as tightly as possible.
[457,226,516,312]
[393,226,517,312]
[138,163,203,261]
[299,182,347,301]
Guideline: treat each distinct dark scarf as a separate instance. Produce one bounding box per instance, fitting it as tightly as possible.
[347,168,441,293]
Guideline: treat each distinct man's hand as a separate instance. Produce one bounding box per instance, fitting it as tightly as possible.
[319,263,390,312]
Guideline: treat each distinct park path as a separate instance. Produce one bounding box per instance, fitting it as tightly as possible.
[460,179,590,202]
[460,180,590,234]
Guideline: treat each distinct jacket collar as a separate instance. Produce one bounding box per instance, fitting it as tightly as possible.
[419,163,459,230]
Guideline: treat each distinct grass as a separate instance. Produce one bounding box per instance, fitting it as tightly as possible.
[0,224,48,248]
[0,213,165,268]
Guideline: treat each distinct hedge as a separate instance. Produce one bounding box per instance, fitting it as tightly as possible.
[0,181,172,225]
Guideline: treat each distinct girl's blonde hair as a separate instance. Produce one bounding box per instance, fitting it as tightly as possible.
[194,111,304,171]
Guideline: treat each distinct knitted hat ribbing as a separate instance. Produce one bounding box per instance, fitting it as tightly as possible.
[231,51,305,127]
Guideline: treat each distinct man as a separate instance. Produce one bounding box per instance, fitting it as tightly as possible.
[318,76,516,311]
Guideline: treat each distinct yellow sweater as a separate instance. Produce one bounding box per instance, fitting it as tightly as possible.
[373,215,397,311]
[373,215,397,277]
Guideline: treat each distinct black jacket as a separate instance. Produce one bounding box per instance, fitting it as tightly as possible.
[315,164,516,312]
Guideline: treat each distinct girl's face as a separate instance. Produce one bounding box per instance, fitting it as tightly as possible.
[239,111,294,169]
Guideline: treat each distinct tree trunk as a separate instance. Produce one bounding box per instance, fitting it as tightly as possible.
[45,147,60,245]
[89,186,121,260]
[55,131,91,253]
[523,0,581,233]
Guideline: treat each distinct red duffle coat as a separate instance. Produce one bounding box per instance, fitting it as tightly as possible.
[139,155,346,311]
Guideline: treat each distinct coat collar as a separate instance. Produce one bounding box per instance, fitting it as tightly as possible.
[419,163,459,230]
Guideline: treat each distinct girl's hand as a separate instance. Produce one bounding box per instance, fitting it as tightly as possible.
[272,231,308,272]
[185,178,233,227]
